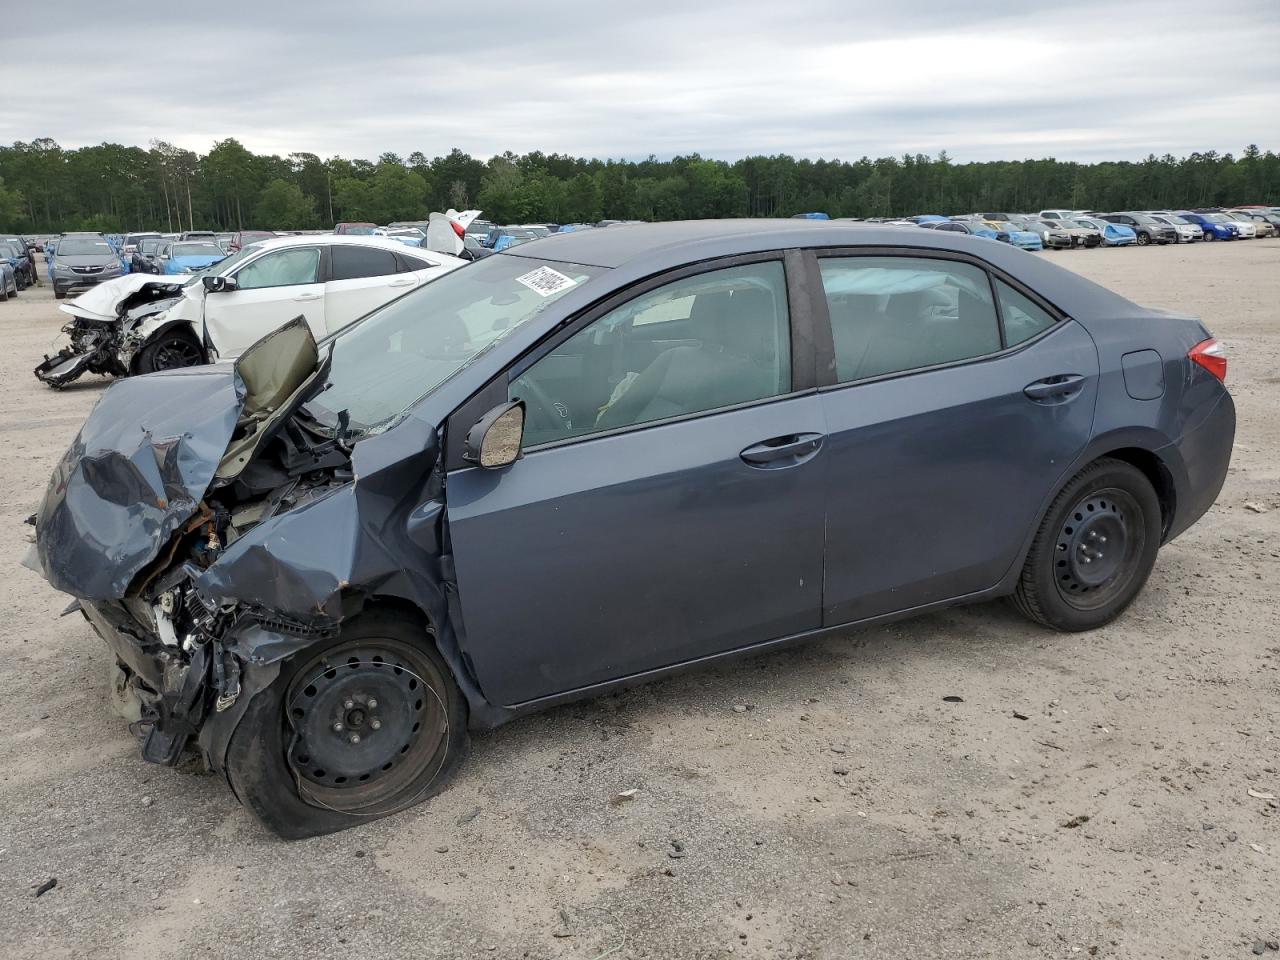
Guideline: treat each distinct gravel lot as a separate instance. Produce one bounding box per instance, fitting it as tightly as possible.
[1,241,1277,960]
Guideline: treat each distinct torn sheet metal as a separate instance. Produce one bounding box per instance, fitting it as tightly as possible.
[34,364,246,599]
[34,276,189,388]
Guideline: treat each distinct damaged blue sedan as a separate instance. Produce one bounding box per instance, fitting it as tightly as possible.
[29,221,1235,837]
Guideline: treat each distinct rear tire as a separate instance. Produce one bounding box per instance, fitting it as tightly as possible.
[224,609,469,839]
[1011,458,1161,632]
[135,329,205,373]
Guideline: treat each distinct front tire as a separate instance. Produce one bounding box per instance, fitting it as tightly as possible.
[1011,458,1161,632]
[1135,232,1150,246]
[135,329,205,372]
[225,609,469,839]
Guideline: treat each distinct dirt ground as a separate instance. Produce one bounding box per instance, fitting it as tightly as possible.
[0,240,1276,960]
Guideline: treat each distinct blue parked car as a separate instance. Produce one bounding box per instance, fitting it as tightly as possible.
[488,226,545,252]
[1176,212,1238,241]
[1074,217,1137,247]
[31,220,1235,838]
[0,237,34,289]
[157,239,227,274]
[985,220,1044,251]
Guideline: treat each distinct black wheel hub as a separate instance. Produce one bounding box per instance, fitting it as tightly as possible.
[1054,490,1140,608]
[152,337,202,369]
[287,646,439,791]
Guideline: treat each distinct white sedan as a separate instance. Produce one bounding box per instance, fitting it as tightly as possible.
[41,236,465,386]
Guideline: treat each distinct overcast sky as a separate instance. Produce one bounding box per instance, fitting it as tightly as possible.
[3,0,1276,164]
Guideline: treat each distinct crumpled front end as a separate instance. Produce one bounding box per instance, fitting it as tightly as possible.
[31,316,488,780]
[33,276,186,388]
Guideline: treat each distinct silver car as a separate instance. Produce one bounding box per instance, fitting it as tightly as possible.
[49,235,125,299]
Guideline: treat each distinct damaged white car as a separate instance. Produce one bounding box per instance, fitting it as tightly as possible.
[34,234,465,388]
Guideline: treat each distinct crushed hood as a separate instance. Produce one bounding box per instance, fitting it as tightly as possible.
[33,319,319,600]
[60,274,186,322]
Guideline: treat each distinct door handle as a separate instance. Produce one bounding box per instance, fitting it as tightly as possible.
[388,277,416,287]
[1024,374,1085,403]
[293,292,322,302]
[740,433,824,467]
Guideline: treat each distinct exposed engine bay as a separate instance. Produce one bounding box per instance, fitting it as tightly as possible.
[33,277,187,387]
[30,319,382,767]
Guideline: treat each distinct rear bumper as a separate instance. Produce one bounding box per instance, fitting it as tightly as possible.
[1162,388,1236,542]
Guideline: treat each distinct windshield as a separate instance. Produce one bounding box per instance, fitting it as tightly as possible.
[140,239,163,253]
[0,241,22,256]
[1075,218,1102,229]
[56,238,113,257]
[989,221,1019,231]
[173,242,224,258]
[341,225,377,235]
[309,256,603,435]
[1202,213,1228,223]
[1160,215,1189,225]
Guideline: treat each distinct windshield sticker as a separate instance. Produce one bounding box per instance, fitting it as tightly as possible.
[515,266,577,297]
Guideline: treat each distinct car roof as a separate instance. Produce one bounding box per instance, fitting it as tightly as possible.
[245,233,443,257]
[500,218,1141,320]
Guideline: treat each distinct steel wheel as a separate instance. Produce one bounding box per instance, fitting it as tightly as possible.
[1053,488,1145,612]
[285,638,451,815]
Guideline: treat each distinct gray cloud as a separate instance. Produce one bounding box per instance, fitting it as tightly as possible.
[2,0,1277,162]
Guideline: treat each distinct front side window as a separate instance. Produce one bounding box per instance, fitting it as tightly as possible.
[330,245,400,281]
[234,247,320,289]
[512,261,792,448]
[820,256,1001,383]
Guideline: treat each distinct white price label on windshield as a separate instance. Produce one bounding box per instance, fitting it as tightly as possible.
[515,266,577,297]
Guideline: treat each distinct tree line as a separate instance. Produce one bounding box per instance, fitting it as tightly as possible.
[0,137,1276,234]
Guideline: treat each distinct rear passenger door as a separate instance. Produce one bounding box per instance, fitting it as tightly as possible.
[812,251,1099,625]
[324,244,420,333]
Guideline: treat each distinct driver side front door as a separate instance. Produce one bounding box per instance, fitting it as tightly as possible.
[444,257,828,707]
[204,245,326,358]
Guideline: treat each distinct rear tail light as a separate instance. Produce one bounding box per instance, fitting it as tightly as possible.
[1188,338,1227,382]
[451,221,466,238]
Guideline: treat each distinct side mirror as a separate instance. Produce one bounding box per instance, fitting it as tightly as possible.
[203,275,238,293]
[463,400,525,469]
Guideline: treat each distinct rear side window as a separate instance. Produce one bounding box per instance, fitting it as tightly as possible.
[400,254,438,272]
[996,280,1057,346]
[819,256,1001,383]
[330,245,400,281]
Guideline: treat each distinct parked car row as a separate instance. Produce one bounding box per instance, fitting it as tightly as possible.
[878,204,1280,252]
